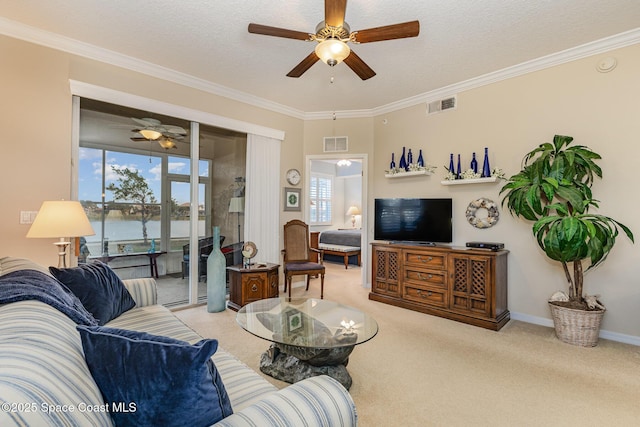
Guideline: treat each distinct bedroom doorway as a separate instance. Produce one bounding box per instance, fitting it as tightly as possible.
[306,154,368,288]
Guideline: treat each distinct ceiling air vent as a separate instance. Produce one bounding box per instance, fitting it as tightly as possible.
[324,136,348,152]
[427,95,457,115]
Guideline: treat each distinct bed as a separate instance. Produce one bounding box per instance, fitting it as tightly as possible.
[314,229,361,269]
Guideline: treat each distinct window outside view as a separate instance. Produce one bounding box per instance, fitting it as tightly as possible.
[78,148,208,259]
[310,174,333,225]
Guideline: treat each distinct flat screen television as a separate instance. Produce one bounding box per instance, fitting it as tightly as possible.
[374,198,453,244]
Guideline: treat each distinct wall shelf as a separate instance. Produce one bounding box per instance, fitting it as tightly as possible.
[385,170,433,179]
[440,176,498,185]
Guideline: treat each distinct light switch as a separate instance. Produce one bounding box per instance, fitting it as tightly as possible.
[20,211,38,224]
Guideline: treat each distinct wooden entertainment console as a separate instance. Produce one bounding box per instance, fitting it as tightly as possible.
[370,242,509,330]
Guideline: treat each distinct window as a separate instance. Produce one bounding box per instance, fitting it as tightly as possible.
[309,174,332,225]
[79,148,165,256]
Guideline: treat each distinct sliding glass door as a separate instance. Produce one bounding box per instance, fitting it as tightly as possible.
[77,98,246,308]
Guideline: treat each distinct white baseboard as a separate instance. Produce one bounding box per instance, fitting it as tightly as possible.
[510,311,640,346]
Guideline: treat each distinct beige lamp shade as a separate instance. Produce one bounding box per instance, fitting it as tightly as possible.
[346,206,361,216]
[27,201,95,238]
[27,200,95,267]
[346,205,361,229]
[229,197,245,213]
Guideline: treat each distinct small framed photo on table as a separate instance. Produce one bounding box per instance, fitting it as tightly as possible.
[284,187,301,212]
[287,310,303,333]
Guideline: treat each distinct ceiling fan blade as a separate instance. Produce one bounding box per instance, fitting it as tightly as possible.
[130,137,148,142]
[164,125,187,135]
[286,52,321,78]
[343,50,376,80]
[248,23,310,40]
[325,0,347,27]
[132,117,162,127]
[353,20,420,43]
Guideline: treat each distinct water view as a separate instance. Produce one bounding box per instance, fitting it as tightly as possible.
[83,220,206,253]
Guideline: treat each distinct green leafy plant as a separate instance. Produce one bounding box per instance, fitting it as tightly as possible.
[500,135,634,309]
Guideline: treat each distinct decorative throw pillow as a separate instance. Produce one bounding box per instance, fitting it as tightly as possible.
[76,325,233,427]
[50,261,136,325]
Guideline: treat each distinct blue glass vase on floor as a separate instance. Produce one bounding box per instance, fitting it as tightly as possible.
[482,147,491,177]
[399,147,407,170]
[407,149,413,167]
[389,153,396,169]
[448,154,455,176]
[417,149,424,167]
[207,226,226,313]
[470,152,478,174]
[456,154,462,179]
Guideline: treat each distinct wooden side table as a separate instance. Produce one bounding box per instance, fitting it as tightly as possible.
[227,263,280,311]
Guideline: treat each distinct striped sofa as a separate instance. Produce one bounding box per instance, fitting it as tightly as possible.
[0,257,357,426]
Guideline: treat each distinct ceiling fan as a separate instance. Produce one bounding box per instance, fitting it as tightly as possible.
[248,0,419,80]
[130,117,187,150]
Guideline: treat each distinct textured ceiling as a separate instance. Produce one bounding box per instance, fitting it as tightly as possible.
[2,0,640,114]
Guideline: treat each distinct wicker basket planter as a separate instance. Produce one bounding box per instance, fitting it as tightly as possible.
[548,302,605,347]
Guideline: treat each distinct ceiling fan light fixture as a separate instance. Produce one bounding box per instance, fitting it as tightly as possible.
[139,129,162,140]
[157,138,177,150]
[315,39,350,66]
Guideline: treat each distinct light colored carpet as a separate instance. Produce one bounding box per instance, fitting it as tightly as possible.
[174,263,640,427]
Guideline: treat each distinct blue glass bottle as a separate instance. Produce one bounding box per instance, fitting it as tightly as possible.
[207,226,227,313]
[407,149,413,166]
[389,153,396,169]
[417,149,424,167]
[399,147,407,170]
[448,153,455,175]
[481,147,491,177]
[456,154,462,179]
[470,152,478,174]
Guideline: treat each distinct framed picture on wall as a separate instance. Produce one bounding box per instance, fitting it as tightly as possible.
[284,187,301,211]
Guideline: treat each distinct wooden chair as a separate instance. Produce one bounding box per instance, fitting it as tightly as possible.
[282,220,325,299]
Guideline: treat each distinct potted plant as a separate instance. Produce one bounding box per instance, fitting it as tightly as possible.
[500,134,634,346]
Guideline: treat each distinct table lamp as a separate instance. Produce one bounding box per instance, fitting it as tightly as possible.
[27,200,95,268]
[346,206,361,228]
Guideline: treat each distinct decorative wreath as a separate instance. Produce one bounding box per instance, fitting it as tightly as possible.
[466,198,499,229]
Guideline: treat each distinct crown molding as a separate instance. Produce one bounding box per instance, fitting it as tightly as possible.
[369,27,640,117]
[0,17,306,120]
[2,17,639,121]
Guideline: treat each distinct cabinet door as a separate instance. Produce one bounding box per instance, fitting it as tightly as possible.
[242,273,266,304]
[372,246,401,297]
[449,255,491,316]
[267,269,279,298]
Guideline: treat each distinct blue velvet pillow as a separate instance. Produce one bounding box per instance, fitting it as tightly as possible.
[50,261,136,325]
[76,325,233,427]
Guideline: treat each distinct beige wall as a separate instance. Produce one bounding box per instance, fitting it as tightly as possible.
[2,34,639,339]
[0,35,304,264]
[372,43,640,338]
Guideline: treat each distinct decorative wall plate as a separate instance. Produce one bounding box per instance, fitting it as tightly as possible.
[466,198,499,228]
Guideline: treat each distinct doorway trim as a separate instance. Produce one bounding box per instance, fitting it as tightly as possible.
[305,153,369,288]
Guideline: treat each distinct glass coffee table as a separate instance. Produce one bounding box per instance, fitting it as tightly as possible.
[237,297,378,390]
